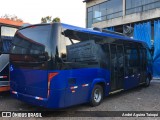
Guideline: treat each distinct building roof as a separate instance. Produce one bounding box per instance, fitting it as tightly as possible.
[0,18,24,27]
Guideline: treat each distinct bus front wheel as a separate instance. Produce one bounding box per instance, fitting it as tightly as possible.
[145,76,150,87]
[90,84,103,107]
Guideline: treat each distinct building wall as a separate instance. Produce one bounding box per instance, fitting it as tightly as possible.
[93,8,160,28]
[86,0,160,28]
[85,0,160,77]
[85,0,107,27]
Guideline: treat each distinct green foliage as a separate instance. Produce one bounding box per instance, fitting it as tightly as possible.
[52,17,61,23]
[41,16,60,23]
[41,16,52,23]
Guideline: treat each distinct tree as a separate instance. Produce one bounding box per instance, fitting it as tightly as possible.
[1,14,23,22]
[52,17,61,23]
[41,16,52,23]
[41,16,60,23]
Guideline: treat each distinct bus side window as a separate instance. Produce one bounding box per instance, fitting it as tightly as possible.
[147,49,152,65]
[140,48,147,70]
[59,29,89,62]
[125,47,139,75]
[100,44,110,69]
[1,26,18,53]
[89,34,110,69]
[117,46,124,72]
[58,29,74,61]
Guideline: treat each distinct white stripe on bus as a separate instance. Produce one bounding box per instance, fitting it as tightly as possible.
[70,86,78,89]
[0,76,7,78]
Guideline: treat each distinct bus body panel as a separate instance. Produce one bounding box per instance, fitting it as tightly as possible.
[10,68,48,98]
[11,92,48,107]
[50,68,110,108]
[10,67,110,108]
[124,76,139,90]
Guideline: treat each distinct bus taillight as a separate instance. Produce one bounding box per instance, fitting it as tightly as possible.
[47,72,58,98]
[12,91,17,94]
[35,96,44,100]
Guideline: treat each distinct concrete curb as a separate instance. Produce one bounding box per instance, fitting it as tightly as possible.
[151,79,160,83]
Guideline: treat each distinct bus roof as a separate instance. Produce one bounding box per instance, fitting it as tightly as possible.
[0,18,24,27]
[18,22,148,46]
[61,23,146,45]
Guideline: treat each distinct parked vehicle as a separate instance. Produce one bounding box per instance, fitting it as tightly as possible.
[0,19,22,92]
[10,23,153,108]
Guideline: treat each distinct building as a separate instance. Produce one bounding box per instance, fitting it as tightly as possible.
[84,0,159,41]
[0,18,24,27]
[84,0,160,77]
[84,0,160,31]
[0,18,24,37]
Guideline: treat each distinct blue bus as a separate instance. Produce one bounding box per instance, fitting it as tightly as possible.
[10,23,153,108]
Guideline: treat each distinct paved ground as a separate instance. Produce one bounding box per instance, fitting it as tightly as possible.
[0,80,160,120]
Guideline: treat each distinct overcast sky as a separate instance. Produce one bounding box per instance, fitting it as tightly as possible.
[0,0,86,27]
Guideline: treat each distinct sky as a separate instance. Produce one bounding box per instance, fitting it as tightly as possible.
[0,0,86,27]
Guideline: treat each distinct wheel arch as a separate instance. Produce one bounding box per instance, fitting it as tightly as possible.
[147,72,152,81]
[88,78,108,100]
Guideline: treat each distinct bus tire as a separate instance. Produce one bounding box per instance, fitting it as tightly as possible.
[145,76,150,87]
[90,84,103,107]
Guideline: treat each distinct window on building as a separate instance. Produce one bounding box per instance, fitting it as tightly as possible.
[99,2,107,21]
[87,0,123,28]
[93,5,101,23]
[126,0,160,15]
[87,8,93,28]
[107,0,123,19]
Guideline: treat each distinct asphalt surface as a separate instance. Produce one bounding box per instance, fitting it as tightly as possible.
[0,80,160,120]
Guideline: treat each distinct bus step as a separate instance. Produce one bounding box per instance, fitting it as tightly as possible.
[109,89,124,95]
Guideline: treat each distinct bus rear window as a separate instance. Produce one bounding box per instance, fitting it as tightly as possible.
[11,25,51,55]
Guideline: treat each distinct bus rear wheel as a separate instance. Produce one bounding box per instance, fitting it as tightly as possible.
[90,84,103,107]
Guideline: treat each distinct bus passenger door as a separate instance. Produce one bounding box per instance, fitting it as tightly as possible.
[124,47,139,89]
[116,45,124,90]
[110,44,124,92]
[139,49,147,83]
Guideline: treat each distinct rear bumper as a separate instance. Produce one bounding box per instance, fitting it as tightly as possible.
[11,91,48,107]
[0,81,10,92]
[0,86,10,92]
[11,89,66,109]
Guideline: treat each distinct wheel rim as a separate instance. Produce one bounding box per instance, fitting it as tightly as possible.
[94,89,102,103]
[146,78,150,85]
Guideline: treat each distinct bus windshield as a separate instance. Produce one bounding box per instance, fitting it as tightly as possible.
[1,26,18,53]
[11,25,51,55]
[1,26,17,37]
